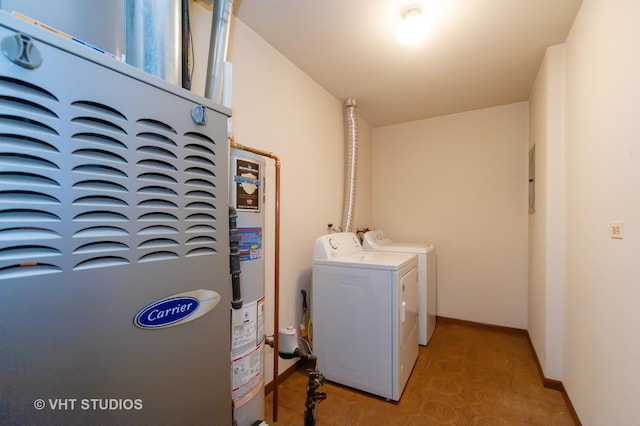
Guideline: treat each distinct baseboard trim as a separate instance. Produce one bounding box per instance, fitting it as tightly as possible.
[265,358,305,394]
[436,316,581,425]
[524,333,581,426]
[436,315,528,335]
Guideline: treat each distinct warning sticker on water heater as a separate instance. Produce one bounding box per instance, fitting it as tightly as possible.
[238,227,262,261]
[234,159,260,212]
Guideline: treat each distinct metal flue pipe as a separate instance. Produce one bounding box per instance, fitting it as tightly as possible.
[204,0,234,103]
[125,0,182,85]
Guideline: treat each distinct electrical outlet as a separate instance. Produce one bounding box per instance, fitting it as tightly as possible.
[610,221,624,239]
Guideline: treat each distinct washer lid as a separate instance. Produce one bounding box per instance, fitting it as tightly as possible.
[362,230,433,254]
[313,250,417,270]
[313,232,362,260]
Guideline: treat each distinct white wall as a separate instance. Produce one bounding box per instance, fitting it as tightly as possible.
[190,2,373,382]
[563,0,640,423]
[372,103,529,329]
[528,44,566,381]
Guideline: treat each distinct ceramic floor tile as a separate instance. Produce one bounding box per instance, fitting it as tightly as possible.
[265,321,575,425]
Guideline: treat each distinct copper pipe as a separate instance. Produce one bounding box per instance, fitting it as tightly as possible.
[230,135,281,422]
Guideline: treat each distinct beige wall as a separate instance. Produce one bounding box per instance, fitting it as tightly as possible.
[563,0,640,423]
[528,44,566,381]
[372,103,529,329]
[191,3,373,381]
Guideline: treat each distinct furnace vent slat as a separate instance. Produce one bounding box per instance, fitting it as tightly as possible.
[0,227,61,241]
[185,213,216,221]
[72,180,127,193]
[138,251,179,262]
[138,238,179,249]
[71,117,127,134]
[137,212,179,222]
[184,167,215,178]
[185,178,215,189]
[0,172,59,188]
[73,241,129,254]
[137,172,177,184]
[186,224,216,233]
[186,236,216,245]
[71,100,127,121]
[0,76,59,102]
[0,96,59,118]
[72,164,128,178]
[185,155,215,167]
[186,201,216,210]
[183,131,215,145]
[138,225,179,235]
[72,133,128,150]
[0,263,61,279]
[0,115,58,135]
[0,152,59,170]
[137,158,177,171]
[73,256,130,270]
[136,132,177,147]
[185,143,215,156]
[137,145,177,159]
[0,134,59,153]
[73,226,129,238]
[0,209,60,222]
[0,245,61,260]
[186,247,216,257]
[72,211,129,222]
[0,190,60,204]
[186,190,216,200]
[72,148,128,164]
[73,195,129,207]
[136,118,177,134]
[137,185,178,196]
[137,199,179,209]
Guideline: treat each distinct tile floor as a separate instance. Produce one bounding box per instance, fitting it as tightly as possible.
[264,320,575,425]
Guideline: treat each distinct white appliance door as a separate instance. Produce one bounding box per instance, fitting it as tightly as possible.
[312,265,393,399]
[396,264,419,400]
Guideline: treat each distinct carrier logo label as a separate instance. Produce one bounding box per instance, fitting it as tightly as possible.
[134,290,221,329]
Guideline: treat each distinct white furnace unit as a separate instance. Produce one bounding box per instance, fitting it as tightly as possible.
[312,232,419,401]
[363,229,437,346]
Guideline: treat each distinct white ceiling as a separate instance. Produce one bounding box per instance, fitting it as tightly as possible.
[234,0,582,127]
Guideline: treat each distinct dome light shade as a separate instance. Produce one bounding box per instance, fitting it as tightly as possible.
[395,7,428,46]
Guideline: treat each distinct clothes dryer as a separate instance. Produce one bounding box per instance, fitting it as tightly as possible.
[363,229,437,346]
[312,232,419,401]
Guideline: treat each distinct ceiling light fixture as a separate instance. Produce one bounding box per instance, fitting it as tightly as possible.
[395,6,428,46]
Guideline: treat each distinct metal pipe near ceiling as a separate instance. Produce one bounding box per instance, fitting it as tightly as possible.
[125,0,182,85]
[229,135,282,423]
[341,98,359,233]
[204,0,234,103]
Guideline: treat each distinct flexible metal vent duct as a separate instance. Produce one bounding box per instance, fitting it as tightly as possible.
[341,98,358,233]
[125,0,182,85]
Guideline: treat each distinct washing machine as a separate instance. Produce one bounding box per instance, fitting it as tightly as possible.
[363,229,437,346]
[312,232,419,401]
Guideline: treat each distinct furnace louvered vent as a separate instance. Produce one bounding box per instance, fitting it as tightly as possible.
[0,75,222,279]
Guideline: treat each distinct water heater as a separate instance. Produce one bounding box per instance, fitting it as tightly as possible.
[230,148,267,425]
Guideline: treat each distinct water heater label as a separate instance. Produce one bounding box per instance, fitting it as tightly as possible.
[238,227,262,261]
[134,289,220,329]
[234,158,260,212]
